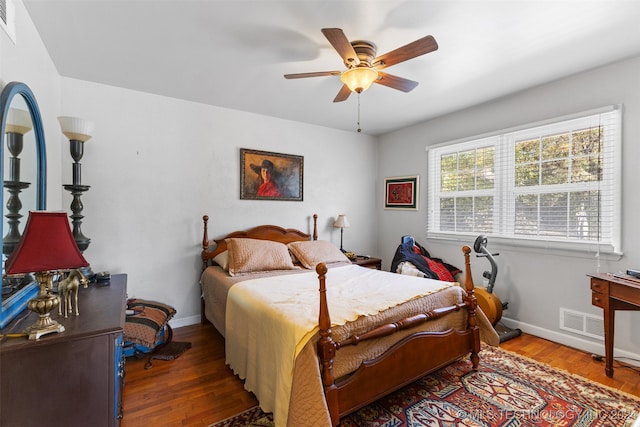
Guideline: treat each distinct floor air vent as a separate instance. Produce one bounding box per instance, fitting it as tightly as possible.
[560,308,604,340]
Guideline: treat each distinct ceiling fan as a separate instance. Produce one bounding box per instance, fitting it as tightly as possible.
[284,28,438,102]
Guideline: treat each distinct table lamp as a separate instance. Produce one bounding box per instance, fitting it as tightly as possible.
[4,211,89,339]
[333,214,350,253]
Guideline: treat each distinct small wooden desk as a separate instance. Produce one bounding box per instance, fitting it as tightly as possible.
[589,273,640,377]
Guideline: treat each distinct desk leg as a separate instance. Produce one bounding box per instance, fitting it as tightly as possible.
[603,307,614,377]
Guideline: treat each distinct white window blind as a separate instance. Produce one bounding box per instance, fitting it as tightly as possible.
[427,106,621,254]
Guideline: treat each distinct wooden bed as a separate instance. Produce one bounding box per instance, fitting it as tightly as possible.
[200,214,482,427]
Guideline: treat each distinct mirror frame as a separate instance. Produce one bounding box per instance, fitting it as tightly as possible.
[0,81,47,328]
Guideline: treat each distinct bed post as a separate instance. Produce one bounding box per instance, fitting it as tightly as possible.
[312,214,318,241]
[316,262,339,426]
[202,215,210,258]
[462,245,480,369]
[201,215,210,325]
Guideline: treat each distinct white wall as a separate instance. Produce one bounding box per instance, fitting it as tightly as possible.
[378,55,640,358]
[3,1,380,326]
[0,0,63,209]
[58,78,379,326]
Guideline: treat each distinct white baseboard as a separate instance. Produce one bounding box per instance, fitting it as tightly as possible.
[169,314,201,329]
[501,316,640,368]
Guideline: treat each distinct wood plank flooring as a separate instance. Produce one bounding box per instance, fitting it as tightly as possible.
[121,323,640,427]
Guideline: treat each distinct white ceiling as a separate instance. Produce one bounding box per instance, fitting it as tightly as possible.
[23,0,640,135]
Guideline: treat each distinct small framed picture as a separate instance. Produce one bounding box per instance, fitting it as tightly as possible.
[384,175,419,210]
[240,148,303,201]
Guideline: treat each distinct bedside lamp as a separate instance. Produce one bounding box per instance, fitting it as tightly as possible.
[4,211,89,339]
[333,214,350,253]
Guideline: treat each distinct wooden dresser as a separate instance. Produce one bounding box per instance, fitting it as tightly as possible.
[0,274,127,427]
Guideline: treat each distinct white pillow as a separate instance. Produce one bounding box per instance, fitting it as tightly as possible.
[287,240,350,269]
[213,250,229,270]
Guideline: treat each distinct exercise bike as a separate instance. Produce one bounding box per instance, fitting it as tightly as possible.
[474,235,522,343]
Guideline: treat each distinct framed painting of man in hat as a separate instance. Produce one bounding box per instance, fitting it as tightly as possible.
[240,148,304,201]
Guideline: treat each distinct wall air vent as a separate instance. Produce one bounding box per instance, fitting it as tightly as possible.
[1,0,6,24]
[560,308,604,340]
[0,0,16,44]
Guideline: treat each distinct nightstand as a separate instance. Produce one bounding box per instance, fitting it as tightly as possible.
[352,256,382,270]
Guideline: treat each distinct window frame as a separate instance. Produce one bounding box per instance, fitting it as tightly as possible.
[426,106,622,257]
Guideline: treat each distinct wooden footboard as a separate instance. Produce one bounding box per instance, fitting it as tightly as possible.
[317,245,480,426]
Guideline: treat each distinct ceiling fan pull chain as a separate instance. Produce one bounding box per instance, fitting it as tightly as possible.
[357,92,362,133]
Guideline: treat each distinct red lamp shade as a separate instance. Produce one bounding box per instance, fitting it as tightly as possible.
[5,211,88,274]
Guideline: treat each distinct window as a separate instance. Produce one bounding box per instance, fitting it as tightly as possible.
[427,106,621,254]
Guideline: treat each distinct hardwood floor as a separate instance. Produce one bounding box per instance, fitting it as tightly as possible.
[121,323,257,427]
[121,323,640,427]
[499,332,640,397]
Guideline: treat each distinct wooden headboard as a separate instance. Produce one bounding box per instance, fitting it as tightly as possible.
[201,214,318,271]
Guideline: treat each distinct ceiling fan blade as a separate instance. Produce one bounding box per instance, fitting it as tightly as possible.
[284,71,342,79]
[333,84,352,102]
[374,72,419,92]
[373,35,438,69]
[321,28,360,67]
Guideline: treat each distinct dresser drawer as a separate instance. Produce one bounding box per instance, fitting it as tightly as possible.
[591,292,605,308]
[591,278,609,293]
[591,278,608,308]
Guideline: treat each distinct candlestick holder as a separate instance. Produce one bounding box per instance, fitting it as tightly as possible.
[3,108,32,257]
[58,116,95,278]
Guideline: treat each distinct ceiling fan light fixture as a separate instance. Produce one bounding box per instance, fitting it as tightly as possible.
[340,67,378,93]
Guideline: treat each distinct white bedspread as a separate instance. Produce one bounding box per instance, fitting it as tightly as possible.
[225,264,453,427]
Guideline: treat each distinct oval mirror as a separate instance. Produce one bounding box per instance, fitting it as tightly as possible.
[0,82,47,328]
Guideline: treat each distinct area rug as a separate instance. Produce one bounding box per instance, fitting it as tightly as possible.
[209,345,640,427]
